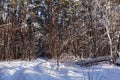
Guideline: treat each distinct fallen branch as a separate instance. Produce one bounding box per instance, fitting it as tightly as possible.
[76,56,113,66]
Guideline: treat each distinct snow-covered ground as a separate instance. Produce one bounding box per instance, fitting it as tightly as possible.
[0,59,120,80]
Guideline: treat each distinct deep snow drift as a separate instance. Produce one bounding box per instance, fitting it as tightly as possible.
[0,59,120,80]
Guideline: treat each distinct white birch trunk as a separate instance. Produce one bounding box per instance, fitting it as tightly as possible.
[103,1,113,60]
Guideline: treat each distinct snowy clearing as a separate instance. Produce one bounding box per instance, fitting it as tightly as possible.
[0,59,120,80]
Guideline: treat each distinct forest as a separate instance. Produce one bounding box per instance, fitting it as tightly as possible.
[0,0,119,63]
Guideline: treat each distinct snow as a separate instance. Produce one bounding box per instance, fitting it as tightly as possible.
[116,58,120,64]
[32,22,41,28]
[0,59,120,80]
